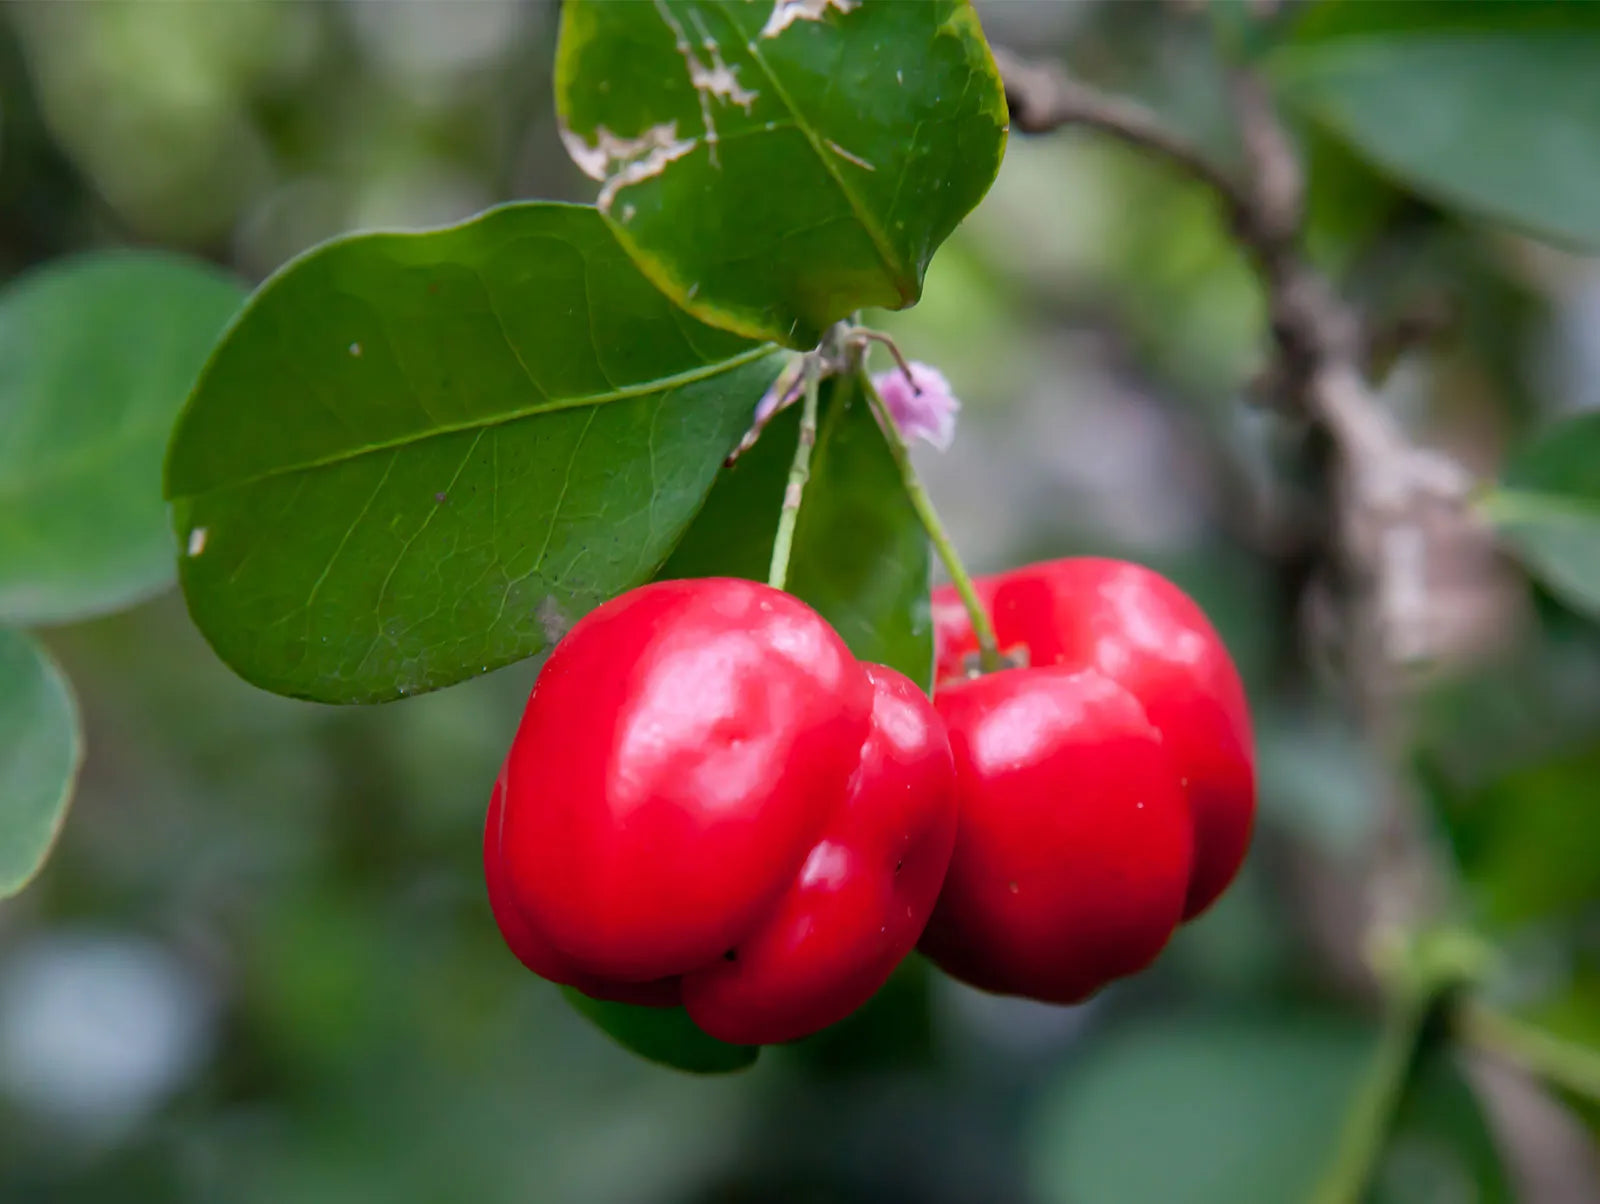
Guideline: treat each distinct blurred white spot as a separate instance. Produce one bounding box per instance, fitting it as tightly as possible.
[1549,263,1600,414]
[346,0,524,79]
[0,931,216,1135]
[349,342,362,357]
[186,527,207,557]
[351,162,492,232]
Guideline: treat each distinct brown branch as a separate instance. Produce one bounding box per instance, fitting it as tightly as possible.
[996,49,1523,927]
[998,43,1545,1200]
[1228,70,1304,254]
[991,49,1252,230]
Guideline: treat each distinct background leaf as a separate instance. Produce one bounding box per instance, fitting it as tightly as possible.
[659,371,933,687]
[561,989,759,1076]
[0,251,245,625]
[1273,3,1600,250]
[0,628,83,897]
[1028,1013,1508,1204]
[1434,742,1600,929]
[1482,411,1600,621]
[166,202,781,704]
[554,0,1008,347]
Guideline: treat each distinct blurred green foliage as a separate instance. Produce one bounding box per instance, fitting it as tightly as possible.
[3,1,1600,1201]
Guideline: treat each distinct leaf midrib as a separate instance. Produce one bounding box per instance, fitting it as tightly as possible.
[167,344,776,500]
[733,14,913,301]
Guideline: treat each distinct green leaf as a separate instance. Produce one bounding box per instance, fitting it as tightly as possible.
[1482,411,1600,621]
[560,988,759,1075]
[0,628,83,897]
[554,0,1008,347]
[1028,1013,1508,1204]
[166,202,782,704]
[1376,1034,1513,1204]
[0,251,245,625]
[658,371,933,687]
[1444,742,1600,928]
[1272,6,1600,250]
[1289,0,1597,43]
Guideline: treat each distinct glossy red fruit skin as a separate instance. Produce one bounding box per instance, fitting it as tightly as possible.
[918,666,1192,1004]
[932,558,1253,919]
[488,577,958,1045]
[484,766,680,1007]
[501,578,873,983]
[681,665,958,1045]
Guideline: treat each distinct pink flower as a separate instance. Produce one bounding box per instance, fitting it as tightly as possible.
[872,361,960,451]
[749,356,962,453]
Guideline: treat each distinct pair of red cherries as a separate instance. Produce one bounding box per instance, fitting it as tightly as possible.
[485,558,1254,1046]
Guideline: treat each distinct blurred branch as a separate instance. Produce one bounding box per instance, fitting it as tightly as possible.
[1365,294,1458,383]
[996,49,1507,930]
[1313,928,1491,1204]
[1459,1002,1600,1106]
[1311,985,1437,1204]
[992,48,1250,223]
[999,45,1524,1199]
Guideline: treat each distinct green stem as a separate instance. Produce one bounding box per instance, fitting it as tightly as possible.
[1311,988,1432,1204]
[767,358,821,592]
[1458,1001,1600,1103]
[861,374,1002,673]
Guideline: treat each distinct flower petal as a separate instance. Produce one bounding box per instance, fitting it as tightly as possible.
[872,362,960,451]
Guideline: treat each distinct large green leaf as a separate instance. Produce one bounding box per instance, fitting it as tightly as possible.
[561,989,759,1075]
[0,628,82,897]
[1481,411,1600,621]
[1273,4,1600,250]
[1289,0,1598,42]
[658,370,933,687]
[1028,1013,1508,1204]
[166,202,782,704]
[0,251,245,625]
[554,0,1008,347]
[1441,742,1600,928]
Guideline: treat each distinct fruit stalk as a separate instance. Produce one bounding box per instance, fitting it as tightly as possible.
[860,372,1002,673]
[767,357,821,592]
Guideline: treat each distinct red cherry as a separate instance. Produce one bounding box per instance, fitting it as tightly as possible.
[487,578,956,1045]
[501,579,873,982]
[919,666,1192,1003]
[933,559,1254,919]
[484,766,680,1007]
[682,664,957,1044]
